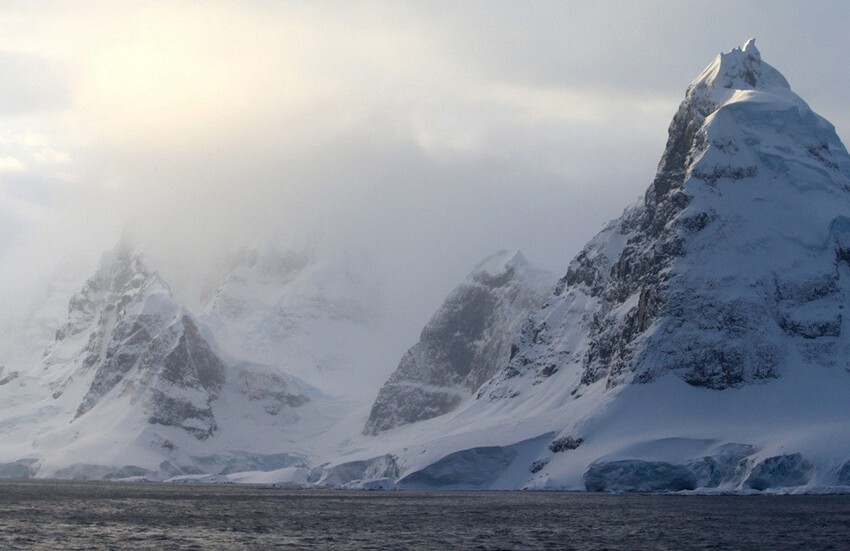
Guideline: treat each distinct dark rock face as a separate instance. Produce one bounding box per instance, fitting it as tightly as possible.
[512,80,773,390]
[529,459,548,473]
[48,246,228,440]
[364,252,545,434]
[365,380,465,434]
[364,251,551,434]
[75,315,226,434]
[145,316,226,439]
[238,367,309,415]
[552,58,726,388]
[548,436,583,453]
[0,370,19,386]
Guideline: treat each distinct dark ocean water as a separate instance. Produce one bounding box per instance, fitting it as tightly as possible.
[0,480,848,550]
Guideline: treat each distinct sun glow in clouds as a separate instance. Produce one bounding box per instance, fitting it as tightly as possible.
[77,7,313,147]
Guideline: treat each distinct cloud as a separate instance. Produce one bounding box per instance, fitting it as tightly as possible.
[0,50,69,115]
[0,156,25,173]
[31,148,72,165]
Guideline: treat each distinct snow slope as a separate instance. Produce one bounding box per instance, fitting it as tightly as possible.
[319,40,850,492]
[0,245,343,479]
[198,245,394,400]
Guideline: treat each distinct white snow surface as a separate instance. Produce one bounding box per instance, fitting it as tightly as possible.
[0,247,351,479]
[198,246,396,399]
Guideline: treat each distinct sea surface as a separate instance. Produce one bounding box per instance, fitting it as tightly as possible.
[0,480,848,550]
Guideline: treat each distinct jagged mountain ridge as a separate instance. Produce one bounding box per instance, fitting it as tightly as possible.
[44,245,227,439]
[364,250,553,435]
[0,245,339,479]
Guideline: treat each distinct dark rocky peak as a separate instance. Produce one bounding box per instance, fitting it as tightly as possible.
[56,243,165,343]
[46,242,228,440]
[364,250,552,435]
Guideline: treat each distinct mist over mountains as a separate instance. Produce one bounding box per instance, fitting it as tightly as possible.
[3,3,850,492]
[1,39,850,492]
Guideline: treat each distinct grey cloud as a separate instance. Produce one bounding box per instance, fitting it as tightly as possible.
[0,50,70,115]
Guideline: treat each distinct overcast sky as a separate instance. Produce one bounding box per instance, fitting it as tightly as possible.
[2,1,850,332]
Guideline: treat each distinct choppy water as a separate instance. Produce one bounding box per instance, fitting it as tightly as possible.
[0,480,848,550]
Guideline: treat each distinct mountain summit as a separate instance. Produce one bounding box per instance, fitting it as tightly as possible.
[341,41,850,492]
[494,38,850,394]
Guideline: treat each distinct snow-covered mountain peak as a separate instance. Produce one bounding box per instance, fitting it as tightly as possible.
[54,245,167,344]
[205,246,371,325]
[496,41,850,398]
[199,244,388,397]
[93,242,162,292]
[32,241,232,448]
[322,42,850,493]
[645,40,849,224]
[691,38,789,100]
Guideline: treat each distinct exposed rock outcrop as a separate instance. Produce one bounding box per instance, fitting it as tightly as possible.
[364,251,552,434]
